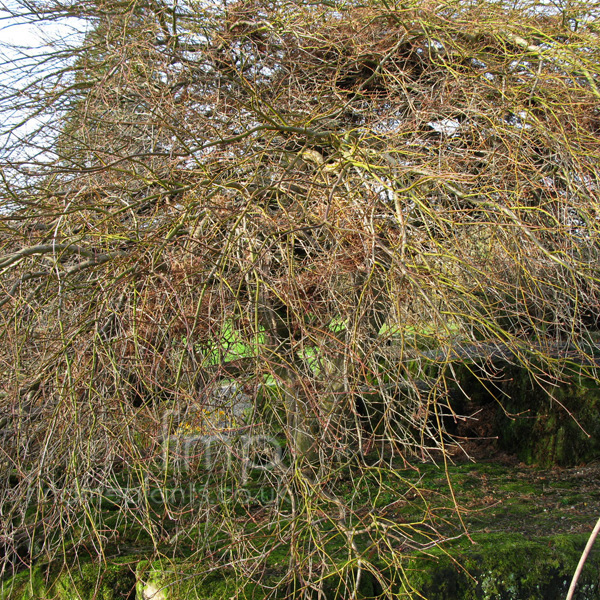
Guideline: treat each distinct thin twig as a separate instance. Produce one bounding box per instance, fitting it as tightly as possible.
[566,516,600,600]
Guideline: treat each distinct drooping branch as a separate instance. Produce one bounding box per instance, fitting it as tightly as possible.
[0,244,127,307]
[0,243,122,271]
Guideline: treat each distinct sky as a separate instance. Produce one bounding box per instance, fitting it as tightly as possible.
[0,2,88,188]
[1,1,86,48]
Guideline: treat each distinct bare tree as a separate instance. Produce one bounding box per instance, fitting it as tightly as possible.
[1,0,600,595]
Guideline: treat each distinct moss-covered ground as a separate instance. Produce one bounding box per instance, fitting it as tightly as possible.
[2,458,600,599]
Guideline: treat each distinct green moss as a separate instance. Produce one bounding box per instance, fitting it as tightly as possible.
[136,558,285,600]
[4,529,600,600]
[499,369,600,467]
[1,559,136,600]
[405,533,600,600]
[56,558,136,600]
[449,360,600,467]
[0,567,48,600]
[4,459,600,600]
[495,481,537,494]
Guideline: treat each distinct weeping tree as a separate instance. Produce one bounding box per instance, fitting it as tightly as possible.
[2,0,600,595]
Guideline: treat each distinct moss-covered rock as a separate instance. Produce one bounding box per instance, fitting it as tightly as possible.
[4,532,599,600]
[405,533,600,600]
[449,360,600,467]
[1,567,49,600]
[1,558,137,600]
[499,369,600,467]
